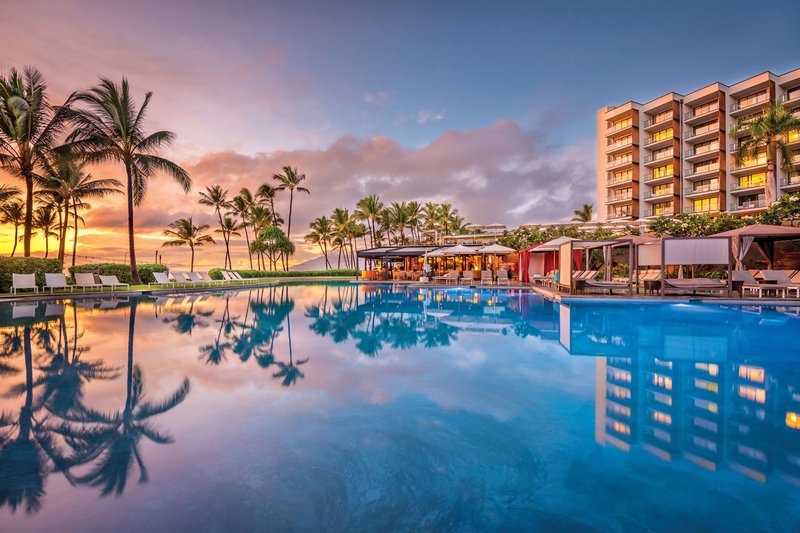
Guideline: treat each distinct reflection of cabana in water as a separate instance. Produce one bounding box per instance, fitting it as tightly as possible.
[558,238,636,295]
[711,223,800,270]
[659,237,732,296]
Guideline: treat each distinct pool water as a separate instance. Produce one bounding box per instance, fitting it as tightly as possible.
[0,283,799,531]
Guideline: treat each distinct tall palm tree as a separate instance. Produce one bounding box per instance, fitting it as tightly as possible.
[304,216,334,269]
[64,78,191,284]
[215,217,241,269]
[272,165,309,245]
[38,154,121,264]
[255,183,280,224]
[32,205,58,258]
[730,101,800,205]
[437,203,456,239]
[386,202,411,243]
[231,188,255,269]
[354,195,383,248]
[198,185,232,268]
[0,67,73,256]
[0,200,24,256]
[0,184,19,203]
[571,203,593,223]
[161,217,215,271]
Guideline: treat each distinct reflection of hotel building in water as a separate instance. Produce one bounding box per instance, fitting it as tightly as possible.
[593,334,800,484]
[597,67,800,222]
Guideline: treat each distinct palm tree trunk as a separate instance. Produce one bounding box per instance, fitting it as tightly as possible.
[58,201,69,264]
[242,219,253,269]
[72,202,79,267]
[190,245,195,272]
[23,172,33,257]
[766,159,776,205]
[216,208,229,268]
[44,233,49,258]
[125,165,142,284]
[11,224,18,257]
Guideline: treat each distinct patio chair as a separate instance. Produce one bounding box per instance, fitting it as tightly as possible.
[732,270,786,298]
[496,269,511,286]
[11,273,38,295]
[480,270,494,285]
[186,272,209,286]
[663,278,729,295]
[760,270,800,298]
[99,275,130,292]
[74,273,102,292]
[44,273,73,293]
[459,272,475,285]
[199,272,225,285]
[150,271,178,287]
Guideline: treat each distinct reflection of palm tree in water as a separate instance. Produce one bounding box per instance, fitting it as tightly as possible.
[234,286,294,369]
[199,295,235,365]
[61,299,191,496]
[272,313,308,387]
[163,298,212,336]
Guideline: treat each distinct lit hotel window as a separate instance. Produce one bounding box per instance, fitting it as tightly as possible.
[694,398,718,413]
[694,379,719,393]
[738,365,765,383]
[787,412,800,430]
[654,358,673,369]
[650,391,673,406]
[608,384,631,400]
[608,369,632,383]
[610,421,631,436]
[608,402,631,418]
[695,362,719,376]
[651,410,672,425]
[738,385,766,404]
[788,130,800,143]
[651,373,673,390]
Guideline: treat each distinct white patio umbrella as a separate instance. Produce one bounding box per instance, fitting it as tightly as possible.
[444,244,478,255]
[426,249,446,257]
[477,244,515,254]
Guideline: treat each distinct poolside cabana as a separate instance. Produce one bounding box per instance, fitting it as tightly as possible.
[659,236,732,296]
[711,224,800,270]
[558,238,635,294]
[519,236,577,283]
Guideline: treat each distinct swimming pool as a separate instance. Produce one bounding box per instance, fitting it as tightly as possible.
[0,282,798,531]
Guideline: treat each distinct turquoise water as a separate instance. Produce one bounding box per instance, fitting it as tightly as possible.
[0,283,799,531]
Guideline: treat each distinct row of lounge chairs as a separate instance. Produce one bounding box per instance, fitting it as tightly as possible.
[431,269,511,286]
[9,270,270,295]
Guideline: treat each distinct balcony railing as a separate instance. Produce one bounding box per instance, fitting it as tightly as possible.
[643,188,673,199]
[643,150,673,164]
[684,182,720,195]
[730,92,769,112]
[779,92,800,105]
[684,165,719,178]
[683,205,720,215]
[684,104,719,120]
[731,159,767,171]
[607,157,633,170]
[606,138,633,151]
[684,142,719,157]
[685,123,718,139]
[607,175,633,186]
[607,122,633,134]
[643,171,675,183]
[606,210,633,219]
[606,192,634,203]
[731,199,767,211]
[642,207,674,217]
[730,180,765,192]
[780,173,800,187]
[643,115,671,128]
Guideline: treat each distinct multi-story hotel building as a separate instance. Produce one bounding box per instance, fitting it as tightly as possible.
[597,67,800,222]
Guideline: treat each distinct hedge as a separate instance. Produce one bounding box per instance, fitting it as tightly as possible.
[208,268,357,280]
[68,263,168,284]
[0,257,63,293]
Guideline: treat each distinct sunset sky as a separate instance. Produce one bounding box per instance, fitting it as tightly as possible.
[2,0,799,267]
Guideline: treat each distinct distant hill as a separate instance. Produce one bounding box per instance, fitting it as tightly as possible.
[290,255,366,271]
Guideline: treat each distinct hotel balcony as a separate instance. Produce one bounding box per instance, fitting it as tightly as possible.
[729,92,770,117]
[641,206,674,218]
[643,171,677,185]
[606,191,635,205]
[684,166,720,181]
[730,158,768,175]
[607,174,634,188]
[683,204,720,215]
[684,105,719,126]
[780,172,800,191]
[643,134,673,150]
[778,92,800,109]
[606,138,634,155]
[684,142,720,163]
[786,131,800,146]
[643,150,673,167]
[643,188,674,202]
[684,124,719,144]
[606,156,634,171]
[729,181,765,195]
[643,115,672,132]
[606,208,634,220]
[606,121,635,137]
[730,199,768,212]
[684,182,720,198]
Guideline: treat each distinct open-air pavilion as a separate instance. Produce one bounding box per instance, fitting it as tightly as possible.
[519,237,577,283]
[659,236,733,296]
[557,238,636,295]
[711,224,800,270]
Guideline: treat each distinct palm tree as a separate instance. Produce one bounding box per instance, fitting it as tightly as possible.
[0,67,73,257]
[437,203,456,239]
[304,216,334,269]
[64,78,191,284]
[198,185,232,268]
[255,183,279,224]
[39,154,121,265]
[354,195,383,247]
[571,203,593,223]
[231,189,255,269]
[0,184,19,203]
[272,165,309,248]
[271,315,308,387]
[215,217,241,269]
[0,200,24,256]
[386,202,412,243]
[161,217,215,271]
[32,205,58,258]
[730,101,800,205]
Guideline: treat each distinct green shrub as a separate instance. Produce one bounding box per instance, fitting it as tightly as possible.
[208,268,357,280]
[68,263,167,284]
[0,257,63,292]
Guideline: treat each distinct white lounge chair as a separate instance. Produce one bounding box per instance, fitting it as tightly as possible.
[198,272,224,285]
[11,273,38,295]
[45,273,73,293]
[480,270,494,285]
[169,271,194,287]
[186,272,209,286]
[74,273,102,292]
[732,270,785,298]
[150,271,178,287]
[496,269,511,286]
[760,270,800,298]
[99,275,130,292]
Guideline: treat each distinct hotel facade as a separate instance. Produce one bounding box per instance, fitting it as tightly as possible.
[597,68,800,222]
